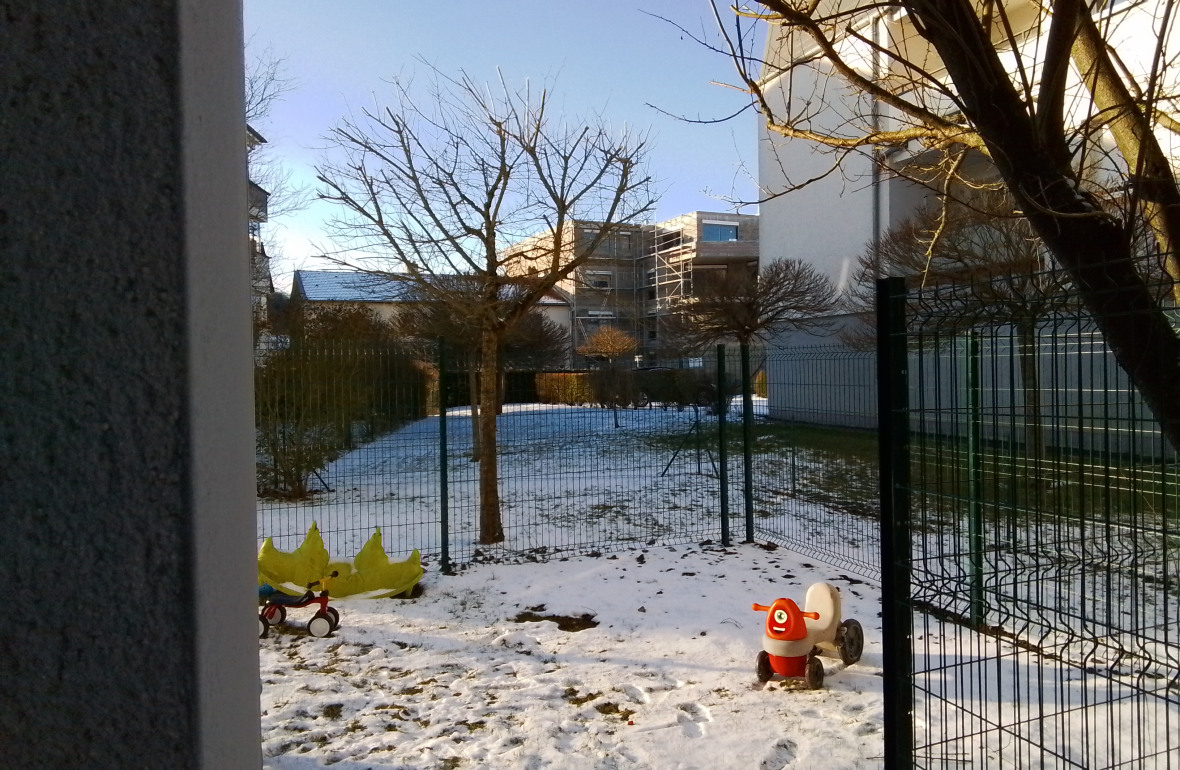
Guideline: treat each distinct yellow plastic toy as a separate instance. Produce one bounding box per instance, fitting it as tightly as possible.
[257,522,330,595]
[258,523,423,599]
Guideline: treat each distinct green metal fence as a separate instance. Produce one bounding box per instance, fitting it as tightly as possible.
[255,338,882,578]
[878,275,1180,769]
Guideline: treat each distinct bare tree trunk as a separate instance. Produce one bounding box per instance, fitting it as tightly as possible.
[477,327,504,544]
[1072,11,1180,302]
[468,368,481,461]
[1016,320,1046,463]
[904,0,1180,453]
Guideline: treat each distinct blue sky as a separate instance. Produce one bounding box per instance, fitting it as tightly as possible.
[243,1,761,292]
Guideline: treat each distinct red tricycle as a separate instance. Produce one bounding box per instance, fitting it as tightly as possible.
[258,572,340,639]
[752,582,864,689]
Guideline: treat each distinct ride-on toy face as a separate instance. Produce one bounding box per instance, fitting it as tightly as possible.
[752,598,818,641]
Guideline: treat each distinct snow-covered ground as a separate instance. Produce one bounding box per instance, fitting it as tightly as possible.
[259,541,886,769]
[258,402,1179,768]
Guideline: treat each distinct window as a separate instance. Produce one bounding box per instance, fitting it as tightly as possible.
[702,223,739,242]
[586,270,611,290]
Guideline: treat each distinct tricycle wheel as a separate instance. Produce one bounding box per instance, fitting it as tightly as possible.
[805,657,825,690]
[264,604,287,625]
[307,612,333,638]
[258,615,269,639]
[325,606,340,630]
[756,650,774,683]
[837,619,864,665]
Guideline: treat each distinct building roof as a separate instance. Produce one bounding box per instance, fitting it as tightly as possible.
[293,270,415,303]
[293,269,569,306]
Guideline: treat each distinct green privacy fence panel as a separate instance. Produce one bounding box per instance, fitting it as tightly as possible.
[754,343,881,576]
[880,273,1180,769]
[255,338,883,578]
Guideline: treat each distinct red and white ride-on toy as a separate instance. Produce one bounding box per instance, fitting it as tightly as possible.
[258,573,340,639]
[751,582,864,689]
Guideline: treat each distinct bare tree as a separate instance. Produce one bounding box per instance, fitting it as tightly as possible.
[578,326,640,427]
[846,194,1076,458]
[669,259,837,348]
[244,42,312,222]
[715,0,1180,450]
[316,69,654,543]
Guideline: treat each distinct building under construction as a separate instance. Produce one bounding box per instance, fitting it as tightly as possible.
[505,211,759,365]
[638,211,759,362]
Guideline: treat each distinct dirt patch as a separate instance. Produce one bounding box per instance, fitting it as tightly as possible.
[595,702,635,721]
[513,606,599,632]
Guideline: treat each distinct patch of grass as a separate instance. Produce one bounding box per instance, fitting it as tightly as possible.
[456,720,486,732]
[594,702,635,721]
[563,687,601,706]
[321,703,343,720]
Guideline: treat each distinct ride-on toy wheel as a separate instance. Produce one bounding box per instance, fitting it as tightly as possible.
[756,650,774,683]
[307,612,334,638]
[264,604,287,625]
[325,606,341,631]
[837,619,864,665]
[259,615,269,639]
[805,657,825,690]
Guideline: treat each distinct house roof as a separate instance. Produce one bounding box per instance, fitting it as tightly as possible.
[293,270,415,302]
[293,269,569,306]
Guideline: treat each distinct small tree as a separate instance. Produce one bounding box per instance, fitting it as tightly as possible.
[578,326,639,426]
[669,259,837,349]
[503,313,570,372]
[317,69,653,543]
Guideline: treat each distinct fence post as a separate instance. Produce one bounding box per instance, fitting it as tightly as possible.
[717,344,730,547]
[438,338,452,575]
[877,277,913,768]
[741,341,755,543]
[966,331,984,626]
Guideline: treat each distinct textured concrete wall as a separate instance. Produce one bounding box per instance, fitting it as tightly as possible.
[0,2,259,766]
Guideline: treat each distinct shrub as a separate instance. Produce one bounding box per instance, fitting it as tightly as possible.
[536,372,596,405]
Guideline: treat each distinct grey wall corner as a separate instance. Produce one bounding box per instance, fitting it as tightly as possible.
[0,1,260,766]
